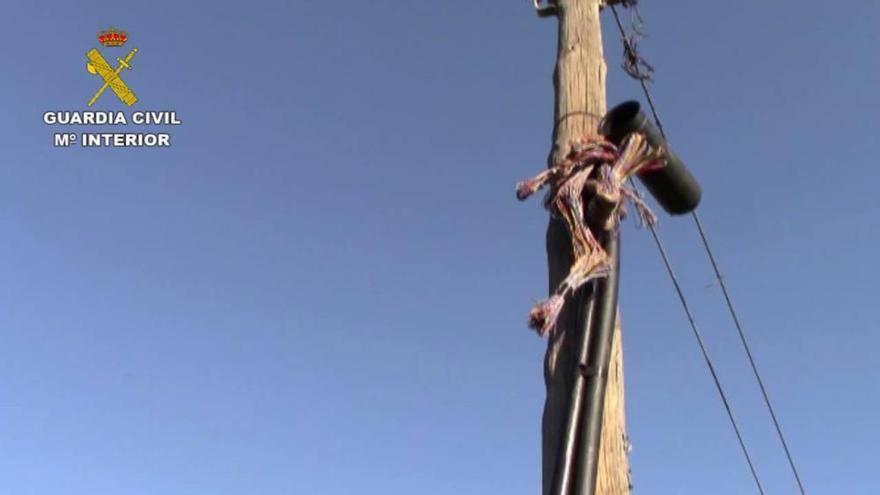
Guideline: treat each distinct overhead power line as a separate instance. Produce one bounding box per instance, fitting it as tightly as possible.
[608,4,807,494]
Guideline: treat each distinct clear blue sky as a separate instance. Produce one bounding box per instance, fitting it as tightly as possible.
[1,1,878,493]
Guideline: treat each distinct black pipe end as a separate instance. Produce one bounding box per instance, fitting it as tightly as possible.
[599,101,702,215]
[598,101,644,143]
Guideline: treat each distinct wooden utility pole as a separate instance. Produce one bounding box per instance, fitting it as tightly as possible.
[541,1,631,493]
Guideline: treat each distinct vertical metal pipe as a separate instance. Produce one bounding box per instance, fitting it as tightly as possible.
[573,230,621,495]
[551,283,599,495]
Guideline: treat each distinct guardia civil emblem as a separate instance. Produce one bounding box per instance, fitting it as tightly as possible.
[86,27,138,107]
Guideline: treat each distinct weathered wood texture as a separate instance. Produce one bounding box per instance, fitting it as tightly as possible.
[542,1,631,493]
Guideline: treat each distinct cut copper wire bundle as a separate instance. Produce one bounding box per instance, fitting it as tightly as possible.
[517,133,663,336]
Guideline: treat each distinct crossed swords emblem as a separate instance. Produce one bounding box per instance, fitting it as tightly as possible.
[86,47,138,107]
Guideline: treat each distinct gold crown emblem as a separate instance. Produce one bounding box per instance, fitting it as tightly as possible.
[97,27,128,47]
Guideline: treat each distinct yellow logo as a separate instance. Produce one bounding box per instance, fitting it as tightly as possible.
[43,27,181,149]
[86,27,138,107]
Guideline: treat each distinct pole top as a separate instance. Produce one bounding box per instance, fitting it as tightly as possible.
[533,0,634,18]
